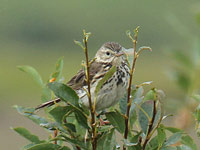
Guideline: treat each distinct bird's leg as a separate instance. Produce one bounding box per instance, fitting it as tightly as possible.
[95,111,110,126]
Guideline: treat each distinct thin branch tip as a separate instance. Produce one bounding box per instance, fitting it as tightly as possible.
[123,27,140,150]
[137,46,152,56]
[82,31,97,150]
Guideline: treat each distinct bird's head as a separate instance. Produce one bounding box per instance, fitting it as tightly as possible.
[95,42,126,65]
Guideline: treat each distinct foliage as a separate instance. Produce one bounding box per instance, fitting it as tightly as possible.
[13,30,196,150]
[167,13,200,138]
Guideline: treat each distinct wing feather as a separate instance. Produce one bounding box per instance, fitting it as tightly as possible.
[67,61,111,90]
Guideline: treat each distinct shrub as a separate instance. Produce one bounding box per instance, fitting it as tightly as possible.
[13,28,196,150]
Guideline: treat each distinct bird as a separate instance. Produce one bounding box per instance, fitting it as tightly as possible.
[36,42,130,111]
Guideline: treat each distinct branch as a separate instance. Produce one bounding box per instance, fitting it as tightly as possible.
[123,26,139,150]
[83,30,97,150]
[137,46,152,56]
[142,100,157,150]
[143,96,164,149]
[53,130,58,144]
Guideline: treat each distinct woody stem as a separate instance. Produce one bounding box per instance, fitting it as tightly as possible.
[84,36,97,150]
[123,28,139,150]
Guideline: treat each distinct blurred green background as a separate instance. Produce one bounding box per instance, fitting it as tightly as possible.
[1,0,200,149]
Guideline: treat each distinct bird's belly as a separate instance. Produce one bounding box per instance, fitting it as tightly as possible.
[96,84,126,111]
[78,66,129,111]
[94,74,128,111]
[78,81,127,111]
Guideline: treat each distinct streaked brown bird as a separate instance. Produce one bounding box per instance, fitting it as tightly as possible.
[36,42,130,111]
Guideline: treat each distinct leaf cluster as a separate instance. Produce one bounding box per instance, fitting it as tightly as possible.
[168,22,200,137]
[13,58,196,150]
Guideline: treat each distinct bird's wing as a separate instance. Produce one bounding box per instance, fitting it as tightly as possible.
[67,61,111,90]
[35,61,112,110]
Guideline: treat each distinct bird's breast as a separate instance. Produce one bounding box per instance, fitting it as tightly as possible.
[77,62,130,111]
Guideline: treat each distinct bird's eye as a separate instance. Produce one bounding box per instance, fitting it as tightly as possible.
[106,52,111,56]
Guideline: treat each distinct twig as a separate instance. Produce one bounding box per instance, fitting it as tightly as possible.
[123,27,152,150]
[83,30,97,150]
[142,100,157,150]
[123,27,139,150]
[53,129,58,144]
[137,46,152,56]
[144,97,164,150]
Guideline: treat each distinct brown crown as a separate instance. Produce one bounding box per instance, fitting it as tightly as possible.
[102,42,122,52]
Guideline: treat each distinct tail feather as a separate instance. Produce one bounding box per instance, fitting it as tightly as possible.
[35,98,61,110]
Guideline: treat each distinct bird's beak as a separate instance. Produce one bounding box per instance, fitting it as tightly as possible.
[115,52,124,57]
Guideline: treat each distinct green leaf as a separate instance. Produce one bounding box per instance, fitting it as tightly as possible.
[119,86,143,116]
[124,140,137,147]
[39,122,58,131]
[18,65,44,88]
[64,123,76,132]
[138,101,152,134]
[70,119,87,139]
[144,88,156,101]
[23,143,37,150]
[192,94,200,102]
[176,145,194,150]
[130,110,137,130]
[59,146,71,150]
[146,136,159,150]
[164,126,183,133]
[49,106,73,124]
[74,110,89,129]
[60,134,88,150]
[157,126,166,147]
[98,125,113,132]
[95,66,117,96]
[74,40,84,49]
[49,105,89,129]
[12,127,42,143]
[14,105,48,125]
[119,95,127,115]
[41,87,52,102]
[26,143,70,150]
[130,87,144,118]
[79,103,90,116]
[181,135,197,150]
[50,57,64,81]
[138,100,161,135]
[83,30,91,42]
[127,132,142,150]
[161,147,177,150]
[126,30,131,37]
[124,48,134,66]
[138,101,153,134]
[163,132,182,147]
[97,128,116,150]
[105,110,125,133]
[48,82,79,106]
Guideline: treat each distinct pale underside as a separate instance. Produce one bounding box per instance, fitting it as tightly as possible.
[68,60,130,111]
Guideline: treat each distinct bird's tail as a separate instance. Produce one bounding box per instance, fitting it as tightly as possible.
[35,98,61,110]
